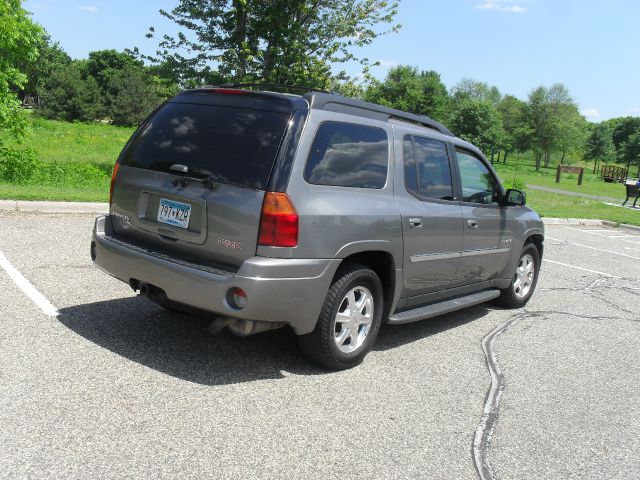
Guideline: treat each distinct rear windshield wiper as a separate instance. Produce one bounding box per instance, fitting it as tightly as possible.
[169,164,242,190]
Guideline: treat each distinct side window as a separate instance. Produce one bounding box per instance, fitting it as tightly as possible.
[403,135,454,201]
[304,122,388,189]
[456,149,500,205]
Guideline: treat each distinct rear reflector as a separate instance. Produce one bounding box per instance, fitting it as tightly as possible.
[258,192,299,247]
[109,162,120,205]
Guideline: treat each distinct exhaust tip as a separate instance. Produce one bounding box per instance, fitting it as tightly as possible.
[90,241,96,261]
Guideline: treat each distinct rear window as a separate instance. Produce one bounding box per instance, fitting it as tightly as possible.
[120,102,290,190]
[304,122,389,189]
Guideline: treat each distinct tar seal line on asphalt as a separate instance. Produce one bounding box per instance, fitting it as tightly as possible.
[0,251,59,317]
[472,312,528,480]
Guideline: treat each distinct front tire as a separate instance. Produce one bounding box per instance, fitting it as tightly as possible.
[298,264,383,370]
[495,242,540,308]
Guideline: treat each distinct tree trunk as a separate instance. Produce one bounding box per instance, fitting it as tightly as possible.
[560,152,566,165]
[503,151,508,164]
[593,158,599,175]
[535,152,542,172]
[497,151,501,163]
[543,151,551,168]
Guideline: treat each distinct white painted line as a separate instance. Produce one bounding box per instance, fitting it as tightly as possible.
[545,236,640,260]
[0,251,59,317]
[543,259,621,278]
[565,227,640,245]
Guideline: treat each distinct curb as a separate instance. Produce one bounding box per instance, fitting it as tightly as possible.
[543,217,640,232]
[0,200,108,214]
[542,218,606,226]
[602,220,640,233]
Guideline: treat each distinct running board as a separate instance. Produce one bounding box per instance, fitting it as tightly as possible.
[388,290,500,325]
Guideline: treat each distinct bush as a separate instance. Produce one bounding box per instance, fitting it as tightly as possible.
[0,148,41,183]
[503,178,527,191]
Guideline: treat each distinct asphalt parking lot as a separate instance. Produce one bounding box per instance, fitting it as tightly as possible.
[1,210,639,480]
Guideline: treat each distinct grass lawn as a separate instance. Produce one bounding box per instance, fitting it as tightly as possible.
[3,116,134,172]
[526,189,640,227]
[492,153,632,200]
[0,183,109,202]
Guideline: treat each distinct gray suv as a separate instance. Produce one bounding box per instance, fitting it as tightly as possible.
[92,87,544,369]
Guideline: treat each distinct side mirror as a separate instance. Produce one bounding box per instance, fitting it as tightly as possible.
[502,188,526,206]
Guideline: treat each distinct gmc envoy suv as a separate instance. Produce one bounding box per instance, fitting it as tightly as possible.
[91,86,544,369]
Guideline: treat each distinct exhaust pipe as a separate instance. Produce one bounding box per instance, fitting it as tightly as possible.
[208,317,285,337]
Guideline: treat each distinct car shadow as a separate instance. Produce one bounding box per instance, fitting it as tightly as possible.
[375,305,492,351]
[57,296,493,386]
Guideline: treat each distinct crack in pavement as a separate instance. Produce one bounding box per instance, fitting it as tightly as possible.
[472,277,637,480]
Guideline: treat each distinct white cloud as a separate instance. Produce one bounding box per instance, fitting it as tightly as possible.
[77,5,98,12]
[581,108,601,119]
[476,1,528,13]
[628,107,640,114]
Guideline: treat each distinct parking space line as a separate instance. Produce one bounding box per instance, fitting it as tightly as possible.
[545,236,640,260]
[543,259,620,278]
[0,251,59,317]
[564,227,640,244]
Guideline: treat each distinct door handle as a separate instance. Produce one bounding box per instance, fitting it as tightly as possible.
[409,218,422,228]
[467,219,479,229]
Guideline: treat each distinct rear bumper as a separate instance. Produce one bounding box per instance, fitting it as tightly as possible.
[91,215,340,334]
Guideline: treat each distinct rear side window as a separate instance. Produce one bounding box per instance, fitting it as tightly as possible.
[304,122,388,189]
[403,135,454,201]
[120,102,290,190]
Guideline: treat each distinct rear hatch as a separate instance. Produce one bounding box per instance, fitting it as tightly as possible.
[109,89,305,271]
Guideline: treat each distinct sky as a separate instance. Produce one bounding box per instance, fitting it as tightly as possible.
[23,0,640,121]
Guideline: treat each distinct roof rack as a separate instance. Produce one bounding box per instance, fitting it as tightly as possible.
[206,82,334,95]
[304,92,454,137]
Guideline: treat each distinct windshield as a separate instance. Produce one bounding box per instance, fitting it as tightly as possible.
[120,102,290,190]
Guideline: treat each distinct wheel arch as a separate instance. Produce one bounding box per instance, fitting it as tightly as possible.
[335,250,399,318]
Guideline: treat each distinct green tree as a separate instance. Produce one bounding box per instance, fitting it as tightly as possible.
[106,65,164,126]
[452,78,501,106]
[16,31,71,104]
[87,49,143,93]
[0,0,42,144]
[621,131,640,176]
[450,99,504,157]
[525,83,578,171]
[584,122,615,174]
[364,65,451,123]
[555,111,588,165]
[37,61,102,122]
[609,116,640,162]
[145,0,400,89]
[497,94,528,163]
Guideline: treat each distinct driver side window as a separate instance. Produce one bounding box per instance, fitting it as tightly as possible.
[456,149,500,205]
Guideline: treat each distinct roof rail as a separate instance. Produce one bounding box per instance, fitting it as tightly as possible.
[205,82,333,95]
[304,92,454,136]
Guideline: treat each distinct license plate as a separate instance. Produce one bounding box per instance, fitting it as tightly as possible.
[157,198,191,229]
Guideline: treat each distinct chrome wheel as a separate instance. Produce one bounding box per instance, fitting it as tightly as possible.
[513,253,535,299]
[333,286,374,354]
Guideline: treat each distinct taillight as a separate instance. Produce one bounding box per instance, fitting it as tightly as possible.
[258,192,299,247]
[109,162,120,205]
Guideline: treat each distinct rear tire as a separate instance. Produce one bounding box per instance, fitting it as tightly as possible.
[298,264,383,370]
[495,242,540,308]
